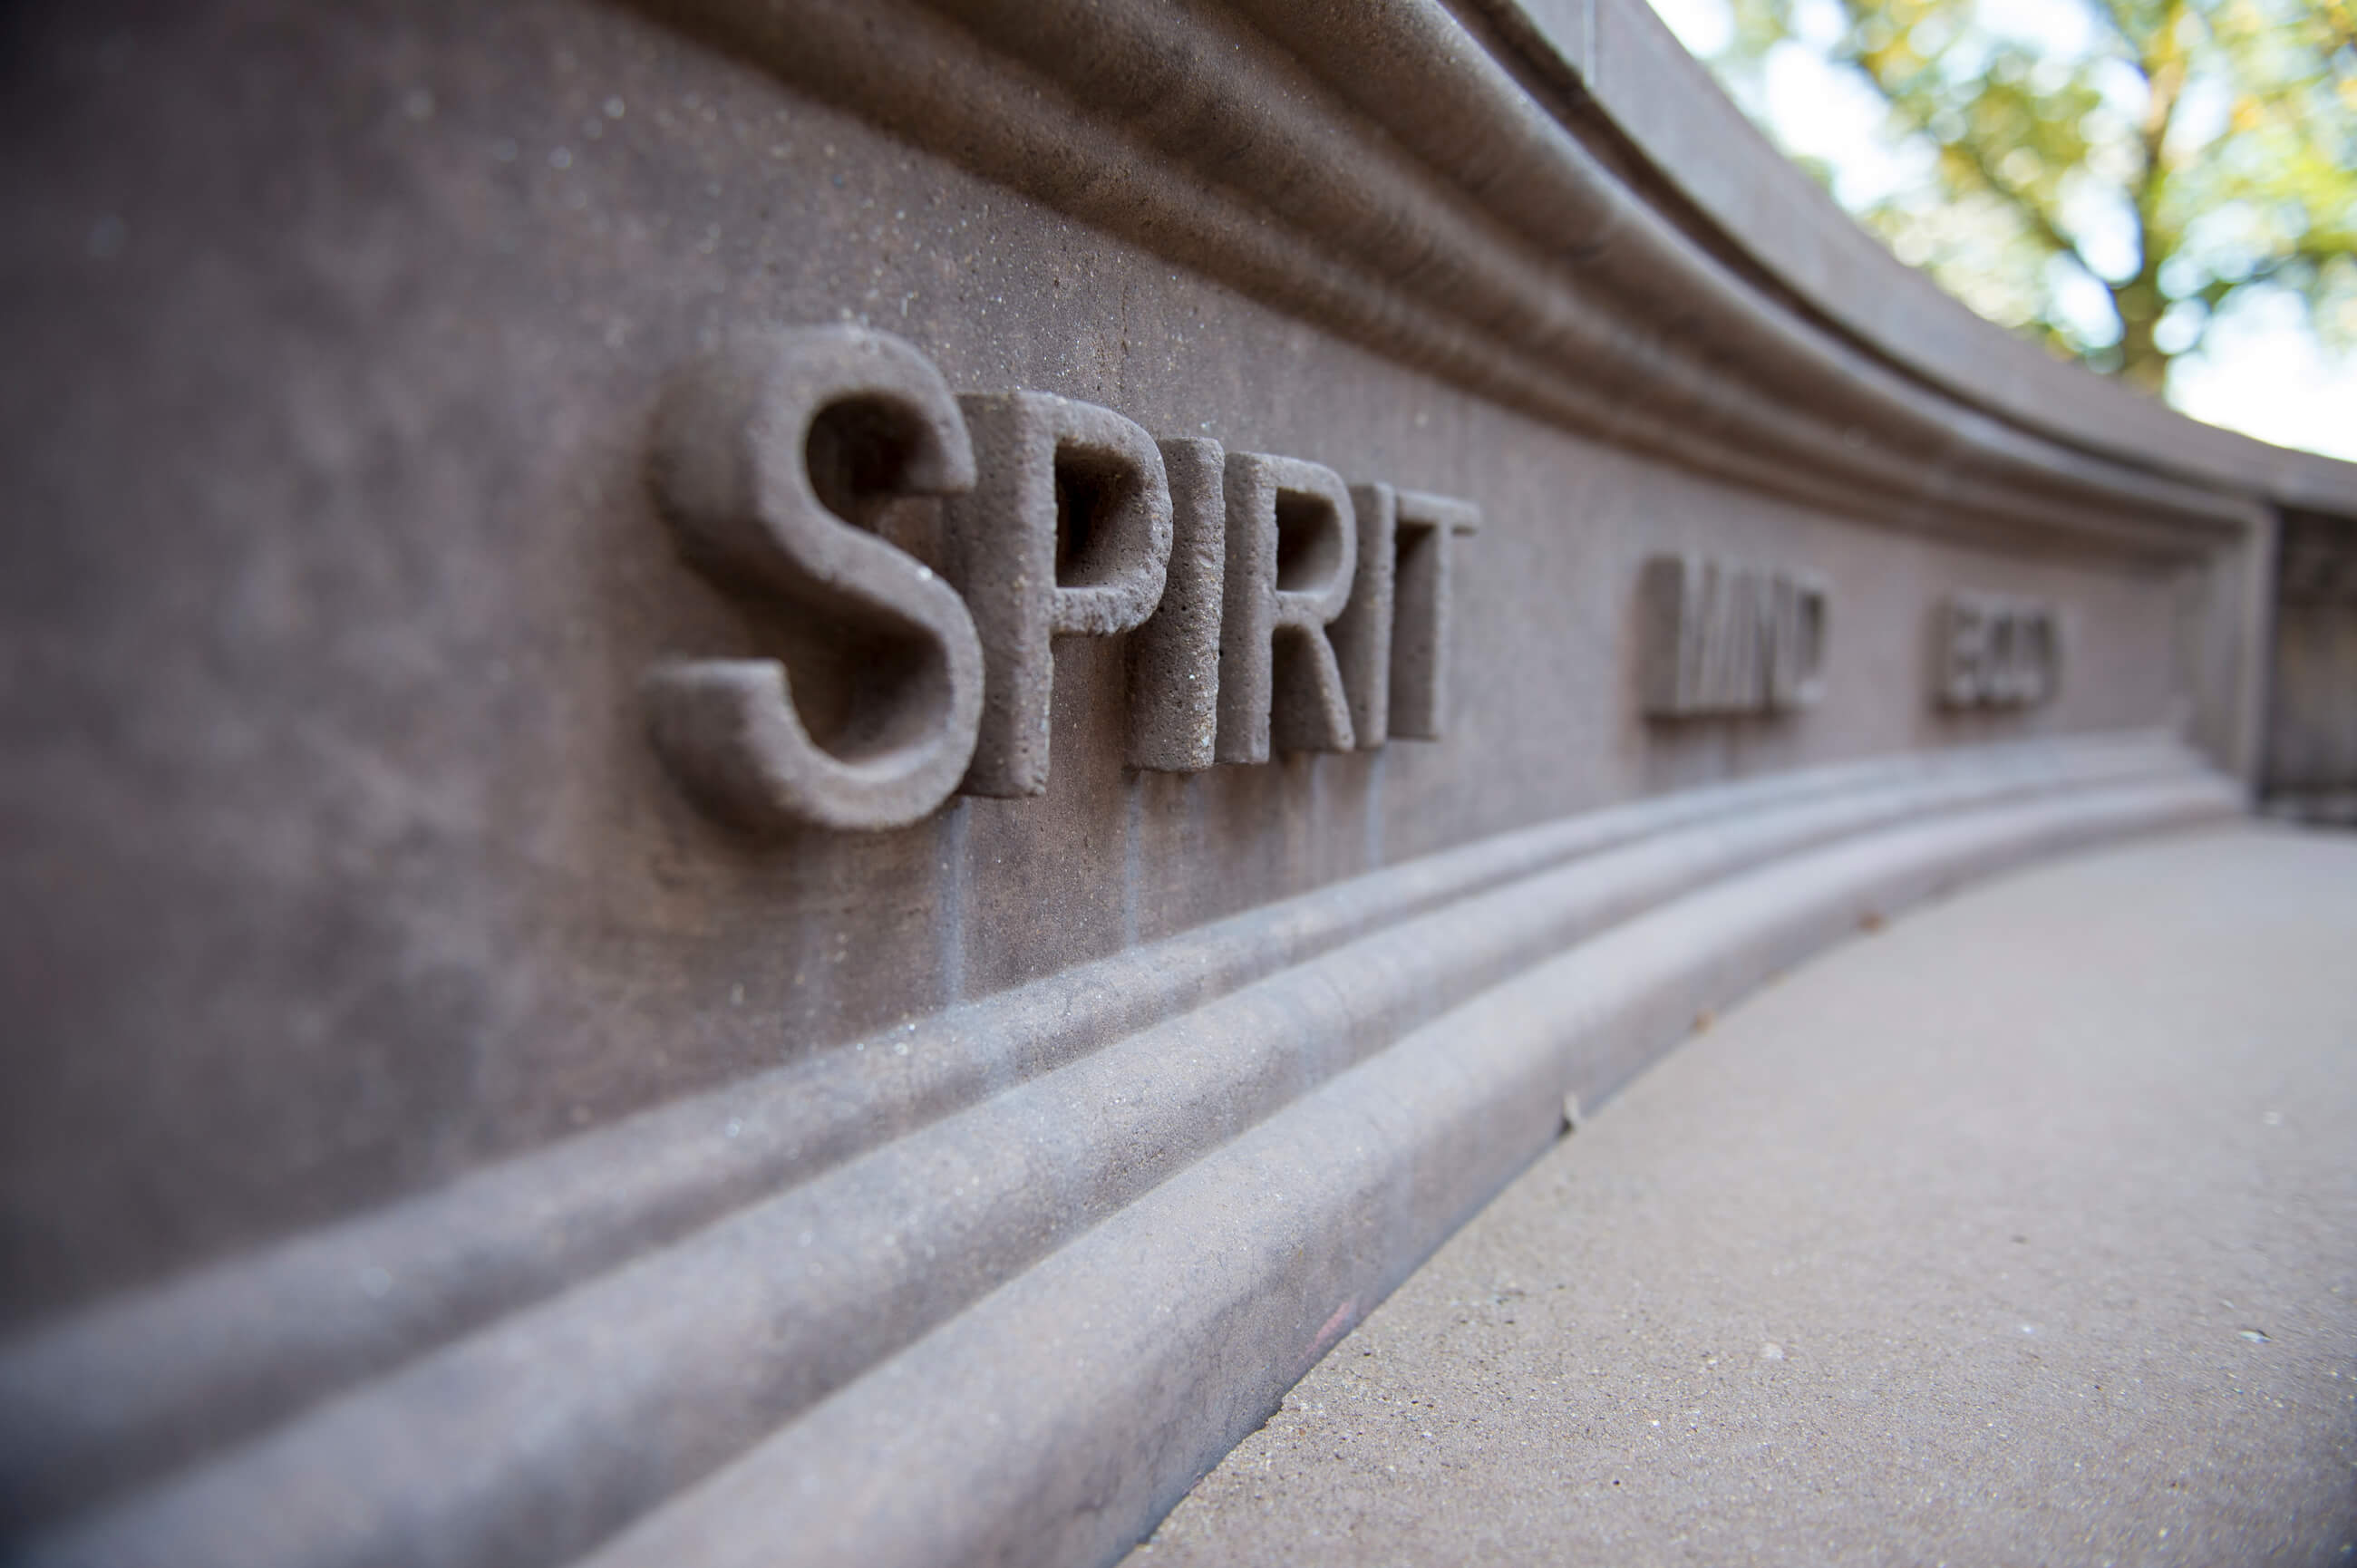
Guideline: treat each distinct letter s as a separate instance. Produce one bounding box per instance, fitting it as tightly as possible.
[642,325,985,833]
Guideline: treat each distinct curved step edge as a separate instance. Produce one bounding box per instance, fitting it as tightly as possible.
[576,773,2239,1568]
[0,736,2187,1532]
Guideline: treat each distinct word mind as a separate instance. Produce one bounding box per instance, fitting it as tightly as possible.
[1638,553,1828,718]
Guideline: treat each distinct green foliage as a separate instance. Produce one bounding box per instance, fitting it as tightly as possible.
[1712,0,2357,392]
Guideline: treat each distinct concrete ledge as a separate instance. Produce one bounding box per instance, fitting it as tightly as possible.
[9,740,2235,1567]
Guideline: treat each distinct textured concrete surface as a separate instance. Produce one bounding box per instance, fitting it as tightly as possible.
[1130,824,2357,1567]
[0,0,2216,1328]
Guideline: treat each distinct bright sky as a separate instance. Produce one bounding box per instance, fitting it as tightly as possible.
[1645,0,2357,461]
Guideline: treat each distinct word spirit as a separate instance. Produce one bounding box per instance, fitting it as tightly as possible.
[644,325,1479,832]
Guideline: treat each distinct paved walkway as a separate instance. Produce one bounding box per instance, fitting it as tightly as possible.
[1127,824,2357,1567]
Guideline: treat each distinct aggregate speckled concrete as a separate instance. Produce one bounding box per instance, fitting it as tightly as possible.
[1130,825,2357,1567]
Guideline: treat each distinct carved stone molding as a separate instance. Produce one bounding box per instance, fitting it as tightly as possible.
[645,0,2268,562]
[0,738,2233,1568]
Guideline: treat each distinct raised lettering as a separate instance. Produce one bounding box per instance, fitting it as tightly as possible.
[1126,437,1227,772]
[642,325,985,834]
[1217,453,1359,762]
[943,392,1174,797]
[1937,593,2060,709]
[1768,570,1828,711]
[1337,486,1482,745]
[1642,554,1828,718]
[644,326,1495,828]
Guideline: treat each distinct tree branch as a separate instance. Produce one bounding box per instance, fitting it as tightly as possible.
[1941,135,2088,269]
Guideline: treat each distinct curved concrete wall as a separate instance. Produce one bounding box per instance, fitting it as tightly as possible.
[0,0,2344,1563]
[1490,0,2357,515]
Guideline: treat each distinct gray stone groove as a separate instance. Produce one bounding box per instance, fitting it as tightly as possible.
[0,732,2182,1531]
[644,0,2256,559]
[15,750,2230,1568]
[571,777,2236,1568]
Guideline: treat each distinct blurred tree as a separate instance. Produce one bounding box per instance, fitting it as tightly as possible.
[1713,0,2357,392]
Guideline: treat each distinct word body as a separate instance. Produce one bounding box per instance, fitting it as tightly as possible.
[1936,593,2060,708]
[644,325,1479,832]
